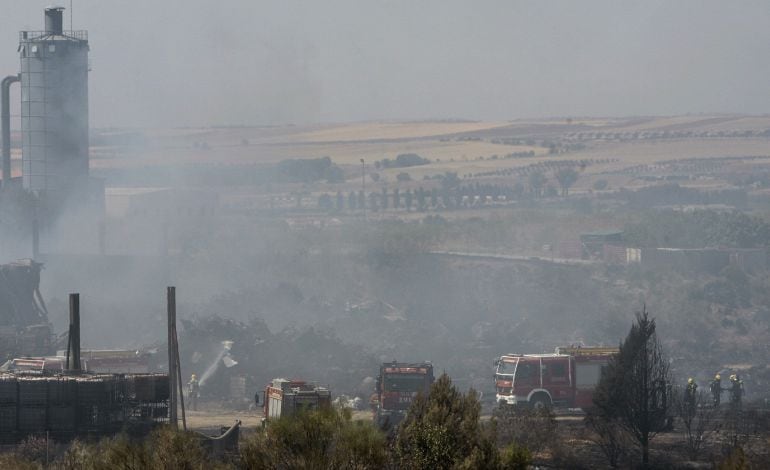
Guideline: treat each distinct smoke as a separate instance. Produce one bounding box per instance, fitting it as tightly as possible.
[3,1,770,127]
[0,2,767,406]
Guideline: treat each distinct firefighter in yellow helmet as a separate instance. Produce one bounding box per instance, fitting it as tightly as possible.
[710,374,722,407]
[188,373,200,411]
[685,377,697,413]
[729,374,743,408]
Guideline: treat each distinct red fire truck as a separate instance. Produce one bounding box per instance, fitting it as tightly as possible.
[374,361,434,430]
[494,346,618,409]
[262,378,331,424]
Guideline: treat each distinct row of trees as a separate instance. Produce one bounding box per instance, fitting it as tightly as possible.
[317,168,581,212]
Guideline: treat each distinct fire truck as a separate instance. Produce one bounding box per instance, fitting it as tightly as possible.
[374,361,434,430]
[494,346,618,409]
[262,378,331,423]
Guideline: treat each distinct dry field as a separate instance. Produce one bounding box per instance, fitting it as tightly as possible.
[86,115,770,189]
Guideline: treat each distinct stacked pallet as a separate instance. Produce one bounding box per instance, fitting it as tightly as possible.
[0,372,169,442]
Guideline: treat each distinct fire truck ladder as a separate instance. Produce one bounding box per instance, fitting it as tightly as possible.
[555,346,619,356]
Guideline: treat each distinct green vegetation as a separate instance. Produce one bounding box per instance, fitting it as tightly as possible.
[240,407,387,469]
[554,167,579,196]
[375,153,431,169]
[396,171,412,182]
[40,426,221,470]
[528,171,547,198]
[276,156,345,183]
[624,209,770,248]
[395,374,498,469]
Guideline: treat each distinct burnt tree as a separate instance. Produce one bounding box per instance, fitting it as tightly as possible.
[592,307,671,466]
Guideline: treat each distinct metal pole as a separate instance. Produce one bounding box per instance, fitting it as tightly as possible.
[360,158,365,219]
[66,293,81,373]
[167,286,178,428]
[1,75,20,188]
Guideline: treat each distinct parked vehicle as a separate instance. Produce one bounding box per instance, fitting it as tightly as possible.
[262,378,330,424]
[374,361,434,430]
[494,346,618,409]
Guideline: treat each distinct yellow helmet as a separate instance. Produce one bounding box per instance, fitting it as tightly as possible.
[715,374,721,380]
[191,374,197,380]
[730,374,736,381]
[687,377,694,384]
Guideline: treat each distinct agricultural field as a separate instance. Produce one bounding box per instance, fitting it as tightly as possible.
[87,115,770,191]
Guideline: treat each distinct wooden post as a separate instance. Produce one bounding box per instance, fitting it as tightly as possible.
[175,323,187,430]
[167,286,178,428]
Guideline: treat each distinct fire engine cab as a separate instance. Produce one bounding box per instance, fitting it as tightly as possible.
[375,361,434,430]
[263,378,331,423]
[494,346,618,409]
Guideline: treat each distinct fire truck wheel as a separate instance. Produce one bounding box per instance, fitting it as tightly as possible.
[530,394,551,410]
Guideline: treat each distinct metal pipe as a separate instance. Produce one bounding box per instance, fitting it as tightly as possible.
[1,74,19,188]
[168,286,178,428]
[65,293,81,373]
[45,7,65,35]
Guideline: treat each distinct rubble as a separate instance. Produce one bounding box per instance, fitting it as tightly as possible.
[0,260,53,359]
[178,316,377,404]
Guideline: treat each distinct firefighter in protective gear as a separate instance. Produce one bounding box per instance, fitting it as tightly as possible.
[188,373,200,411]
[685,378,697,413]
[729,374,743,408]
[710,374,722,407]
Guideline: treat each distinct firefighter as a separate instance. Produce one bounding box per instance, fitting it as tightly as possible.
[729,374,743,408]
[685,377,698,413]
[710,374,722,407]
[188,373,200,411]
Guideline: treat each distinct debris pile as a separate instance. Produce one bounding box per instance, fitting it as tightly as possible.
[0,260,52,359]
[178,316,377,404]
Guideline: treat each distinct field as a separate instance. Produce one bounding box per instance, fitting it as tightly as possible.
[86,115,770,195]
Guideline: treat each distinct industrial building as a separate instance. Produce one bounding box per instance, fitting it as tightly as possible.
[19,7,90,195]
[0,292,170,444]
[2,7,103,256]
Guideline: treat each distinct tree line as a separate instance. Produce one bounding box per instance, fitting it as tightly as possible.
[318,169,582,213]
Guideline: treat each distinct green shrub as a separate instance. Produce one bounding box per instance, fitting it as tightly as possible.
[239,407,387,469]
[500,443,532,470]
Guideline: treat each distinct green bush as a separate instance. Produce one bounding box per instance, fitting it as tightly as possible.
[500,443,532,470]
[395,374,501,470]
[52,426,217,470]
[239,407,387,469]
[0,453,39,470]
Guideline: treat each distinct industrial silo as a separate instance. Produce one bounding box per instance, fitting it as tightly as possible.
[19,7,89,197]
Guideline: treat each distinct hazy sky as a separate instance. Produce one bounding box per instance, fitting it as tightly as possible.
[1,0,769,128]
